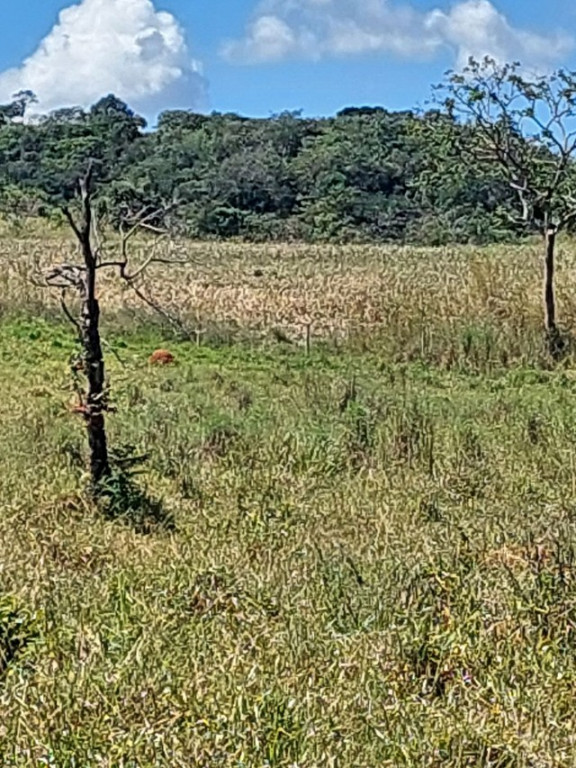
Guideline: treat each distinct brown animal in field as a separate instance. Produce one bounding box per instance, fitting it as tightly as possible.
[149,349,176,366]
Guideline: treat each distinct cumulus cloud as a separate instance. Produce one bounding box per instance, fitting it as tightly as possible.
[222,0,572,69]
[426,1,572,69]
[0,0,207,117]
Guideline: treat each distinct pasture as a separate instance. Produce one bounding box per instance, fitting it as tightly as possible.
[1,233,576,765]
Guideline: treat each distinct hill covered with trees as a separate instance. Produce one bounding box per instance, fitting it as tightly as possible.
[0,94,519,245]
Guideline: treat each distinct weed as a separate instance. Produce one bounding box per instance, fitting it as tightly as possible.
[0,595,39,678]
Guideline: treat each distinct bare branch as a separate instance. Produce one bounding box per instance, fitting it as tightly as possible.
[120,206,174,250]
[79,163,94,241]
[94,260,128,271]
[124,279,191,338]
[45,263,86,291]
[62,207,82,243]
[60,291,82,336]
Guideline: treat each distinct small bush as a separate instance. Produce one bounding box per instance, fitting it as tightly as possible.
[0,595,39,678]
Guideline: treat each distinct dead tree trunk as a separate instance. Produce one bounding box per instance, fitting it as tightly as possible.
[64,171,110,493]
[544,226,562,358]
[80,249,109,490]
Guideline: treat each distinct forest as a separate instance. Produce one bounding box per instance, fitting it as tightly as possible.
[0,92,517,245]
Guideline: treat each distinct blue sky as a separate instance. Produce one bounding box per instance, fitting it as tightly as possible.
[1,0,576,121]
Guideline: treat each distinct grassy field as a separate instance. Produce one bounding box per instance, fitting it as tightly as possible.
[2,234,576,765]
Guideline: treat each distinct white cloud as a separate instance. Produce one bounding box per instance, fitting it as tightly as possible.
[222,0,573,69]
[0,0,207,117]
[426,1,572,69]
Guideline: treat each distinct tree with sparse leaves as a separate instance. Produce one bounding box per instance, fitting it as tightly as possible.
[436,57,576,355]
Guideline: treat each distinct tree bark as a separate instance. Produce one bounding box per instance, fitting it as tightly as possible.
[81,264,110,490]
[544,227,556,332]
[68,170,110,493]
[544,226,562,358]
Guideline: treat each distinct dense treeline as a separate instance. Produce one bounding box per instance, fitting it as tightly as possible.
[0,94,519,244]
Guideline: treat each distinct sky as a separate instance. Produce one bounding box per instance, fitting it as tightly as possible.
[1,0,576,123]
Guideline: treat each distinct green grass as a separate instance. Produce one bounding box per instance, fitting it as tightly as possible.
[3,313,576,766]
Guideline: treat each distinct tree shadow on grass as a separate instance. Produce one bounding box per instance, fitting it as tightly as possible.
[98,445,176,535]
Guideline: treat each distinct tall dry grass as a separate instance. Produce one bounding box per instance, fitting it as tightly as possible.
[1,233,574,367]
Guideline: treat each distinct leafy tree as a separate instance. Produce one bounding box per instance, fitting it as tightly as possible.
[0,90,37,124]
[0,84,561,248]
[0,95,146,216]
[293,110,419,241]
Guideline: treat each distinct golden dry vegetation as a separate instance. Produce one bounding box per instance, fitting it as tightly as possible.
[2,233,576,358]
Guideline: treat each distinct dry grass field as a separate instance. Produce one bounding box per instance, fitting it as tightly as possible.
[4,231,576,360]
[2,230,576,765]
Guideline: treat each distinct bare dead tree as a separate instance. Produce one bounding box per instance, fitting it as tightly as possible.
[44,167,110,492]
[44,170,190,499]
[436,58,576,357]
